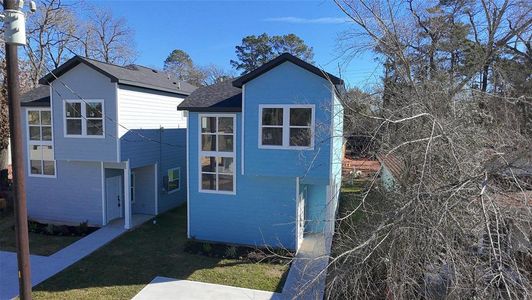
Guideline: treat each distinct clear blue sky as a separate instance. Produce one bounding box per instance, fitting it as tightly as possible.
[88,0,382,89]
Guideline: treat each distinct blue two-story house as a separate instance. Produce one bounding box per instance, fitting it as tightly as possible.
[178,53,344,251]
[20,56,195,229]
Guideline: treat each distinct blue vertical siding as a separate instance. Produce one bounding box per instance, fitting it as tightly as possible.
[243,62,332,182]
[331,93,344,197]
[21,107,104,226]
[188,112,297,250]
[303,184,328,233]
[51,63,119,162]
[132,164,156,215]
[120,128,187,213]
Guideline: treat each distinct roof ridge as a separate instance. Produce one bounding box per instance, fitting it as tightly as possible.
[77,55,159,73]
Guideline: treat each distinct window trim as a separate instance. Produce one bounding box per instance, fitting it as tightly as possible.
[63,99,105,138]
[258,104,315,150]
[167,167,181,194]
[26,108,56,178]
[198,113,236,195]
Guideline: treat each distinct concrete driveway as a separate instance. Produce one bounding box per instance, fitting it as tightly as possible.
[133,277,283,300]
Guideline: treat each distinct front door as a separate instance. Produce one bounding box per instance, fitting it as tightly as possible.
[297,186,306,249]
[106,176,122,223]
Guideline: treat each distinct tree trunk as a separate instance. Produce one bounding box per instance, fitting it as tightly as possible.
[481,63,489,92]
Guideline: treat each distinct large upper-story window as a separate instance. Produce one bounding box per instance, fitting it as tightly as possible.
[199,115,235,194]
[27,109,55,177]
[259,105,314,149]
[64,100,104,137]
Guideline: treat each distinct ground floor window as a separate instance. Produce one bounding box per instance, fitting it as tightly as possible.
[27,109,55,177]
[199,114,236,194]
[167,167,180,193]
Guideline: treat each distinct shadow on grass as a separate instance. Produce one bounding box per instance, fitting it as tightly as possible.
[32,205,288,299]
[0,208,82,256]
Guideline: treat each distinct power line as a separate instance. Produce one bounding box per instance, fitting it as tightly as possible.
[39,63,185,148]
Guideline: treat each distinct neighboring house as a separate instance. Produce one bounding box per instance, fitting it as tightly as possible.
[178,53,345,251]
[20,56,196,229]
[377,153,405,190]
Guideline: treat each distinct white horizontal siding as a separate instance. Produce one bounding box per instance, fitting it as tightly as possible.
[117,88,187,138]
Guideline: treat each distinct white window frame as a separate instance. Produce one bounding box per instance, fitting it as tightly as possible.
[198,114,236,195]
[258,104,315,150]
[63,99,105,138]
[167,167,181,194]
[26,108,56,178]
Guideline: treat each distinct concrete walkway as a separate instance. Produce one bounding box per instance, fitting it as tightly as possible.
[0,216,152,300]
[282,233,330,299]
[133,277,283,300]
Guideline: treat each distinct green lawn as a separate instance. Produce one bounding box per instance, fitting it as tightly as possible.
[32,205,289,300]
[0,208,82,256]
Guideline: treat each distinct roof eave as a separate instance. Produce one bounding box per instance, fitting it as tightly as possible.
[232,53,344,88]
[177,106,242,112]
[118,82,191,96]
[39,56,119,85]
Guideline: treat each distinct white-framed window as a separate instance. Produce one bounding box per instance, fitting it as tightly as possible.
[27,109,55,177]
[130,172,136,203]
[259,104,315,149]
[167,167,180,193]
[64,99,104,137]
[199,114,236,194]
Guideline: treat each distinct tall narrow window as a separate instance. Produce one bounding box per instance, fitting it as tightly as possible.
[27,109,55,177]
[64,100,104,137]
[259,105,314,149]
[199,115,235,193]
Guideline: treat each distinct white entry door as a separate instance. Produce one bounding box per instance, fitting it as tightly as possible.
[297,187,306,250]
[106,176,122,223]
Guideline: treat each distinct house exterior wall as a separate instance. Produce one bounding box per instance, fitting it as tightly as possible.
[116,85,187,138]
[188,112,297,250]
[132,164,156,215]
[242,61,333,183]
[303,184,328,233]
[50,63,119,162]
[22,107,103,225]
[381,165,397,191]
[329,92,344,224]
[120,128,187,213]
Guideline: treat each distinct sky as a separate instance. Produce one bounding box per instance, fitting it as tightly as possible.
[86,0,382,89]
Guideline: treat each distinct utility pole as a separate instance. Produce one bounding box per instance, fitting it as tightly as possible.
[2,0,36,298]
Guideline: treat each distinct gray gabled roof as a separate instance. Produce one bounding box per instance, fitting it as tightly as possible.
[40,56,197,96]
[178,53,344,112]
[20,85,50,107]
[177,80,242,112]
[232,53,343,88]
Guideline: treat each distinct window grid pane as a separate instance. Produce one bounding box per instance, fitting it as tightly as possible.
[27,110,55,176]
[261,106,313,148]
[199,116,235,193]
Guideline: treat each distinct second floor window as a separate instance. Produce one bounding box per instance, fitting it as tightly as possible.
[259,105,314,149]
[64,100,104,137]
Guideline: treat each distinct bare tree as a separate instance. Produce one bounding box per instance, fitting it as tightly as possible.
[25,0,78,85]
[324,1,532,299]
[81,6,137,65]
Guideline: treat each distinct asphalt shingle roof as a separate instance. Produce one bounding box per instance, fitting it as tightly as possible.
[178,53,344,112]
[177,80,242,112]
[20,85,50,107]
[40,56,196,96]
